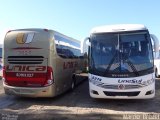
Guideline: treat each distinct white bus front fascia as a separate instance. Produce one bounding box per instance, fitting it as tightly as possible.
[89,73,155,99]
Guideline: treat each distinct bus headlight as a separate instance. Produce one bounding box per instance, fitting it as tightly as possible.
[142,79,155,86]
[89,78,103,86]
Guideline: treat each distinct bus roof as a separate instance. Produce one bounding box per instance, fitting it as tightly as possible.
[90,24,148,34]
[8,28,80,48]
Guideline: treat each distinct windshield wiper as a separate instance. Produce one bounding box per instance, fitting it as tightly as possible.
[126,59,139,76]
[103,50,139,76]
[103,51,118,76]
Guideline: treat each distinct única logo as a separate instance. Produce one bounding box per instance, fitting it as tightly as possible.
[16,33,34,44]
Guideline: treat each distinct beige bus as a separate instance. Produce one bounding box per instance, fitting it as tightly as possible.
[0,44,2,77]
[3,29,86,97]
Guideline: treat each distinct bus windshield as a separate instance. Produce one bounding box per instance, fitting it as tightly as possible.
[90,31,153,77]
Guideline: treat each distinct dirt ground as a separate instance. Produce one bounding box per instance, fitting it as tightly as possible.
[0,78,160,120]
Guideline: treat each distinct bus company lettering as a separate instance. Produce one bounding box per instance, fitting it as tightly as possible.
[91,76,102,81]
[118,79,142,84]
[6,65,46,72]
[63,61,78,69]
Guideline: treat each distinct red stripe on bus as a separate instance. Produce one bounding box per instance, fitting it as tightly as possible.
[5,72,47,87]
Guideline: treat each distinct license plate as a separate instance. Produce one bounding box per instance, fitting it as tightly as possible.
[20,89,32,93]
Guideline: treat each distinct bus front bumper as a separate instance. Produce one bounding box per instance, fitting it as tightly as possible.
[89,82,155,99]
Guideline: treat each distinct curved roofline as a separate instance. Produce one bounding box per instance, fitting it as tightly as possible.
[90,24,148,34]
[7,28,80,43]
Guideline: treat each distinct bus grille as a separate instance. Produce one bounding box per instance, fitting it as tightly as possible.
[7,56,44,64]
[98,84,142,89]
[103,91,140,96]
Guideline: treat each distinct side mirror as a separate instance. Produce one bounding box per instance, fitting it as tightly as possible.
[86,38,91,46]
[150,34,159,59]
[150,34,159,52]
[81,37,90,53]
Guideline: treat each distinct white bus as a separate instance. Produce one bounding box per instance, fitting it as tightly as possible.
[3,29,86,97]
[82,24,159,99]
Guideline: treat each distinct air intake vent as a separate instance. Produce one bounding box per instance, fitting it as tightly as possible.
[103,91,140,96]
[7,56,44,64]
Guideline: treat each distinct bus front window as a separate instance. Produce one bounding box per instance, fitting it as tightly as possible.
[90,33,119,74]
[90,31,154,77]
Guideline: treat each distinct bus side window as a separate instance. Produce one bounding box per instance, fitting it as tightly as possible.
[56,45,68,58]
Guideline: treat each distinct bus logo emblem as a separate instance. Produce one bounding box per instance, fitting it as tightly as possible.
[118,84,125,90]
[16,33,34,44]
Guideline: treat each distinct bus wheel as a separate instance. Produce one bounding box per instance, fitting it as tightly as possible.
[71,75,76,90]
[155,68,159,78]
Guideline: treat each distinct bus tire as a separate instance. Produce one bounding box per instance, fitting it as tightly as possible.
[155,68,159,78]
[71,75,76,90]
